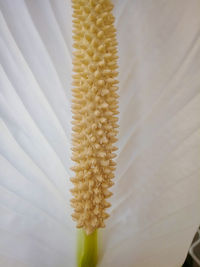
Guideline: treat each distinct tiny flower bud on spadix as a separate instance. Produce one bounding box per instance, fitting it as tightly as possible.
[70,0,119,236]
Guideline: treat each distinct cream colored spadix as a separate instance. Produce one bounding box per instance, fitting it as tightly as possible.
[70,0,119,235]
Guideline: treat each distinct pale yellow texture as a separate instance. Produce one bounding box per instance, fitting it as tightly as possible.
[70,0,119,235]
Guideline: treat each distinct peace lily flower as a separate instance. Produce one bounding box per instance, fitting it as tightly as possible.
[0,0,200,266]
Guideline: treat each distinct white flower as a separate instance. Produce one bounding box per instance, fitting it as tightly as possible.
[0,0,200,266]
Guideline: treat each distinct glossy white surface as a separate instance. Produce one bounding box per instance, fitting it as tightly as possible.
[0,1,200,266]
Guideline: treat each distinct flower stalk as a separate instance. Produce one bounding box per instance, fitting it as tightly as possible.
[77,229,98,267]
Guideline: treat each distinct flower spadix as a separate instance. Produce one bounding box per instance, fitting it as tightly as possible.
[70,0,119,235]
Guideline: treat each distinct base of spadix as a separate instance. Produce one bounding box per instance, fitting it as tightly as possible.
[77,229,98,267]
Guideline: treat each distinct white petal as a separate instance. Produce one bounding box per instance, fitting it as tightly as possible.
[0,0,200,267]
[0,0,75,266]
[100,0,200,266]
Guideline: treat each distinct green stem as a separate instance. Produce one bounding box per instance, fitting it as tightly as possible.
[77,229,98,267]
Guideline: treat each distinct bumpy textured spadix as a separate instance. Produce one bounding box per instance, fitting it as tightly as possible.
[70,0,119,235]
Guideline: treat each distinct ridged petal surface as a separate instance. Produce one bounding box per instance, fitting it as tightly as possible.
[0,0,200,267]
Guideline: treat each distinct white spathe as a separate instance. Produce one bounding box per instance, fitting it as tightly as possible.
[0,0,200,267]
